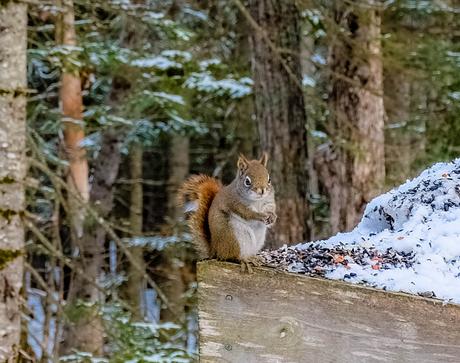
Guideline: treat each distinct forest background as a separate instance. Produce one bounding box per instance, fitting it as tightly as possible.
[0,0,459,362]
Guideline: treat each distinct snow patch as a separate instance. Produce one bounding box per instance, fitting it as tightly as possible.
[131,56,181,70]
[269,159,460,304]
[184,72,252,98]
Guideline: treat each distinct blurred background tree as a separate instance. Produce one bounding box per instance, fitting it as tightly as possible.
[0,0,457,361]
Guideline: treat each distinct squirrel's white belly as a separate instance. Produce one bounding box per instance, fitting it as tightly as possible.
[229,214,266,258]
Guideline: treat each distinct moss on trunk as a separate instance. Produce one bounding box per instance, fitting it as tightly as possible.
[0,249,21,270]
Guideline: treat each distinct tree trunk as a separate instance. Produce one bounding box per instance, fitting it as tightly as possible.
[0,2,27,361]
[158,135,189,323]
[166,135,190,222]
[57,0,101,354]
[61,130,123,355]
[300,21,322,240]
[56,0,89,238]
[247,0,310,247]
[126,144,145,319]
[324,0,385,233]
[384,70,412,186]
[106,5,151,321]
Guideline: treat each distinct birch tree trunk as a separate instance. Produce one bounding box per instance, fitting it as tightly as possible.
[0,2,27,361]
[247,0,310,246]
[323,0,385,233]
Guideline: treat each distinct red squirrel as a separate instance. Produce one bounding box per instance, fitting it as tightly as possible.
[179,153,277,272]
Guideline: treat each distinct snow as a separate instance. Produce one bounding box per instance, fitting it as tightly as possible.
[131,56,181,70]
[184,72,252,98]
[183,7,208,21]
[142,11,165,20]
[310,130,327,139]
[449,91,460,100]
[287,159,460,304]
[161,50,192,62]
[311,53,326,65]
[145,91,185,105]
[124,234,190,250]
[143,288,160,323]
[302,75,316,87]
[27,286,58,360]
[199,58,221,70]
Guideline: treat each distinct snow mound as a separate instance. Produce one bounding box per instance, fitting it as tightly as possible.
[263,159,460,304]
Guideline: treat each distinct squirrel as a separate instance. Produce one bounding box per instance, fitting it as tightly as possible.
[179,153,277,272]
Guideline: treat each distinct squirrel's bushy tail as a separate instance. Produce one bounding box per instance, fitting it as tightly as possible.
[178,175,222,258]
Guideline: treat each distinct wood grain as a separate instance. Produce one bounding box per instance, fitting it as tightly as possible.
[198,261,460,363]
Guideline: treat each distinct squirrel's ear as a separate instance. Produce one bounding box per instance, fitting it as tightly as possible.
[259,151,268,167]
[237,154,249,173]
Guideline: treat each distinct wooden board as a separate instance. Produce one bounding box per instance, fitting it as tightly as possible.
[197,260,460,363]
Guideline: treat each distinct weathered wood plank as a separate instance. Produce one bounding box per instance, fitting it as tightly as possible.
[197,261,460,363]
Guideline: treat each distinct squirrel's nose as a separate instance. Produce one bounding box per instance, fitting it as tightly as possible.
[257,188,265,195]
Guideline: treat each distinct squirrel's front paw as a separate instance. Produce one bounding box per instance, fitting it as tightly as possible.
[264,211,277,226]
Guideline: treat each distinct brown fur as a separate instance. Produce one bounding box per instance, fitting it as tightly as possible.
[178,174,222,258]
[208,185,267,260]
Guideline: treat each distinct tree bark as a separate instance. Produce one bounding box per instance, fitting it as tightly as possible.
[0,2,27,361]
[300,21,322,240]
[166,135,190,221]
[323,0,385,233]
[56,0,102,354]
[56,0,89,238]
[126,144,145,319]
[247,0,310,247]
[116,3,151,321]
[158,135,189,323]
[61,130,123,355]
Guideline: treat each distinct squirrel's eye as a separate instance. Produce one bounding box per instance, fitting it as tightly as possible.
[268,176,271,184]
[244,176,252,187]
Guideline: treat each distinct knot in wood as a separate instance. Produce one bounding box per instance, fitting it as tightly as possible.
[280,327,287,339]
